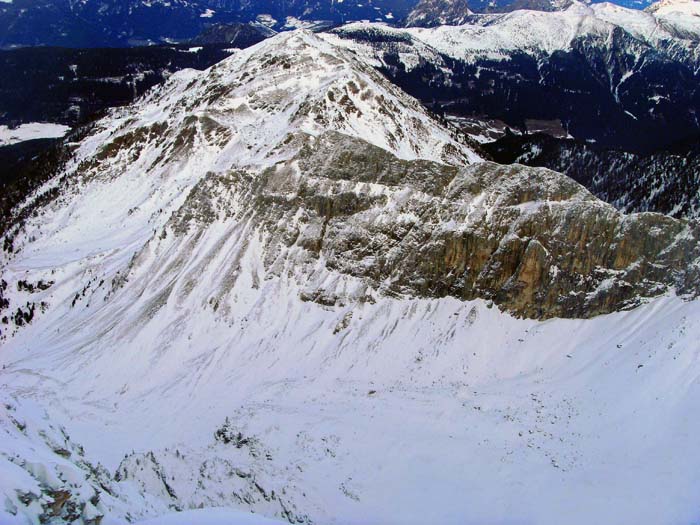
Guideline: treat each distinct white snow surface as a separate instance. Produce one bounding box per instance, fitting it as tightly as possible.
[135,508,286,524]
[1,27,699,525]
[646,0,700,36]
[2,278,700,524]
[0,123,71,146]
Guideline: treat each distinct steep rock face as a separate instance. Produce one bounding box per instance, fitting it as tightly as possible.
[171,132,698,319]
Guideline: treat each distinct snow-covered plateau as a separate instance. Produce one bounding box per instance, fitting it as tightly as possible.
[1,28,700,525]
[0,124,71,147]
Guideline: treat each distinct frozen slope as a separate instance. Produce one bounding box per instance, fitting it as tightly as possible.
[135,508,287,525]
[2,280,700,524]
[1,27,700,525]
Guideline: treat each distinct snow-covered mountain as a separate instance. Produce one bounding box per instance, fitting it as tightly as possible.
[406,1,700,55]
[645,0,700,36]
[647,0,700,14]
[330,1,700,151]
[0,0,414,48]
[466,0,656,13]
[1,28,700,525]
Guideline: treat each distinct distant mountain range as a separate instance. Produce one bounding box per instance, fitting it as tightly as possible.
[330,1,700,153]
[0,0,672,48]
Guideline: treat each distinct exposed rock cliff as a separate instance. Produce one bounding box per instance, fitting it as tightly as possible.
[162,131,700,319]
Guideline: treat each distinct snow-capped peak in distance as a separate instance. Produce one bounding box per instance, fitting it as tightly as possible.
[330,0,700,152]
[644,0,700,35]
[646,0,700,14]
[393,0,700,59]
[0,0,671,48]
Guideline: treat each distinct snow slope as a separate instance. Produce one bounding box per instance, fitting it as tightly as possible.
[646,0,700,37]
[0,123,71,146]
[2,280,700,524]
[1,27,699,525]
[647,0,700,15]
[135,508,286,525]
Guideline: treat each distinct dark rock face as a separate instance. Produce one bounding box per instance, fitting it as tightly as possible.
[405,0,472,27]
[190,22,274,46]
[484,132,700,220]
[179,132,699,319]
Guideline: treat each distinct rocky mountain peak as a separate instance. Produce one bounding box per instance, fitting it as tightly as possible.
[0,29,482,342]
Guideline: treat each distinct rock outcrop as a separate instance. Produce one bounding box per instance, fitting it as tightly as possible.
[169,132,700,319]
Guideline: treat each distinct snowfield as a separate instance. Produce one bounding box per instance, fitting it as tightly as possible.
[0,123,71,146]
[134,508,286,524]
[2,286,700,524]
[1,26,700,525]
